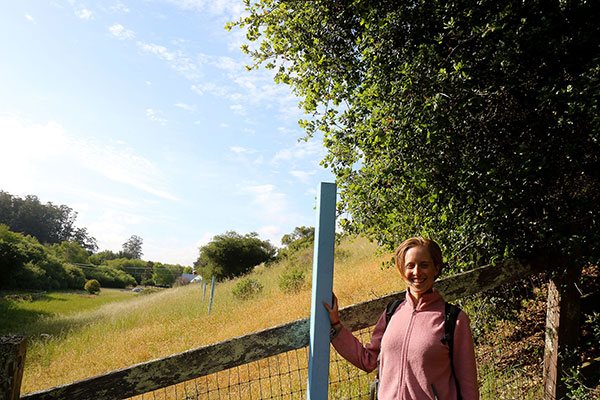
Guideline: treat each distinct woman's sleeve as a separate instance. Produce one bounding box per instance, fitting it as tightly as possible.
[453,312,480,400]
[330,311,387,373]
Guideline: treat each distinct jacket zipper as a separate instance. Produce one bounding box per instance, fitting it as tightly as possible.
[431,383,439,400]
[398,307,418,398]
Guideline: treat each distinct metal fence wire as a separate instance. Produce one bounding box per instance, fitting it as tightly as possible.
[128,274,599,400]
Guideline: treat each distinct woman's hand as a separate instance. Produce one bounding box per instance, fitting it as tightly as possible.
[323,293,341,328]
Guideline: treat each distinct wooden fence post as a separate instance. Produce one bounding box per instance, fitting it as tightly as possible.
[0,335,27,400]
[307,182,337,400]
[543,265,582,400]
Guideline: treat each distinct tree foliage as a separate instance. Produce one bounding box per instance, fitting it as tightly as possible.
[194,231,276,280]
[276,226,315,263]
[106,258,153,285]
[232,0,600,270]
[0,191,97,252]
[122,235,143,259]
[152,263,185,287]
[82,265,136,288]
[49,241,90,264]
[281,226,315,249]
[0,224,86,290]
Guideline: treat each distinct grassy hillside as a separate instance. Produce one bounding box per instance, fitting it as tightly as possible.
[5,236,401,394]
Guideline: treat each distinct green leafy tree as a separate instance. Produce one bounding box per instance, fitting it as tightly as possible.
[152,263,176,287]
[0,224,86,290]
[194,231,276,281]
[83,265,136,288]
[0,191,97,252]
[231,0,600,271]
[122,235,143,259]
[106,258,153,284]
[89,250,120,265]
[281,226,314,250]
[49,241,90,264]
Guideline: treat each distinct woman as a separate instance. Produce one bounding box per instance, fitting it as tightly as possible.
[324,237,479,399]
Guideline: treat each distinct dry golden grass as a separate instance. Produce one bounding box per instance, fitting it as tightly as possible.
[21,236,402,394]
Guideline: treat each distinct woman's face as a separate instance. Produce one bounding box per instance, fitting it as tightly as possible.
[402,245,440,300]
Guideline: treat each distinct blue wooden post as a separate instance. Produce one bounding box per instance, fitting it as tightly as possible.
[202,281,207,302]
[307,182,337,400]
[208,276,216,315]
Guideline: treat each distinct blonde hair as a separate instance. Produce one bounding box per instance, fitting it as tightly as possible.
[394,237,443,278]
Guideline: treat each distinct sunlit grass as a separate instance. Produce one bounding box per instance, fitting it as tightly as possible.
[10,236,400,394]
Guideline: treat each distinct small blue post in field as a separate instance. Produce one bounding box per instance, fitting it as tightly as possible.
[208,276,216,315]
[202,281,207,302]
[307,182,337,400]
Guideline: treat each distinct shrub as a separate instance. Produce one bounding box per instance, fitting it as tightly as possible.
[84,279,101,294]
[232,278,263,300]
[279,269,305,294]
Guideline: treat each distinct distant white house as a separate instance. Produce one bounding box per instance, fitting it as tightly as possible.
[181,273,196,281]
[180,273,203,284]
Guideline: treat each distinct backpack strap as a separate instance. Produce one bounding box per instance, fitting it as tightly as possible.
[443,302,462,400]
[385,299,403,326]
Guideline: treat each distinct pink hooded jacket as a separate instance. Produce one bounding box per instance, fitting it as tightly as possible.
[332,289,479,399]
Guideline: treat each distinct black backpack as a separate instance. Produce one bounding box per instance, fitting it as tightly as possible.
[369,300,462,400]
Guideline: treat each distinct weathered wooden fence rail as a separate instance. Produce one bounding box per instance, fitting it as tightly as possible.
[3,259,591,399]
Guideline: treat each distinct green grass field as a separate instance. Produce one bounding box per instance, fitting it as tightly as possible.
[0,289,138,336]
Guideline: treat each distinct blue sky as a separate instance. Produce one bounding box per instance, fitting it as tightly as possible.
[0,1,335,266]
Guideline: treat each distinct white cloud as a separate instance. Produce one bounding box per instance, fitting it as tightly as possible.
[0,114,69,195]
[230,146,257,155]
[196,232,214,248]
[257,225,283,247]
[230,104,246,115]
[190,84,203,95]
[137,41,202,80]
[272,140,325,165]
[0,114,177,202]
[138,42,175,61]
[230,146,247,154]
[25,14,35,23]
[174,102,195,112]
[77,142,178,201]
[110,2,130,13]
[144,237,201,266]
[87,209,149,252]
[239,183,292,225]
[146,108,168,125]
[167,0,245,17]
[75,9,93,19]
[290,170,316,185]
[219,123,230,128]
[109,24,135,40]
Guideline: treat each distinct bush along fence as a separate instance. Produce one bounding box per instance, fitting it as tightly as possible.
[2,259,598,400]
